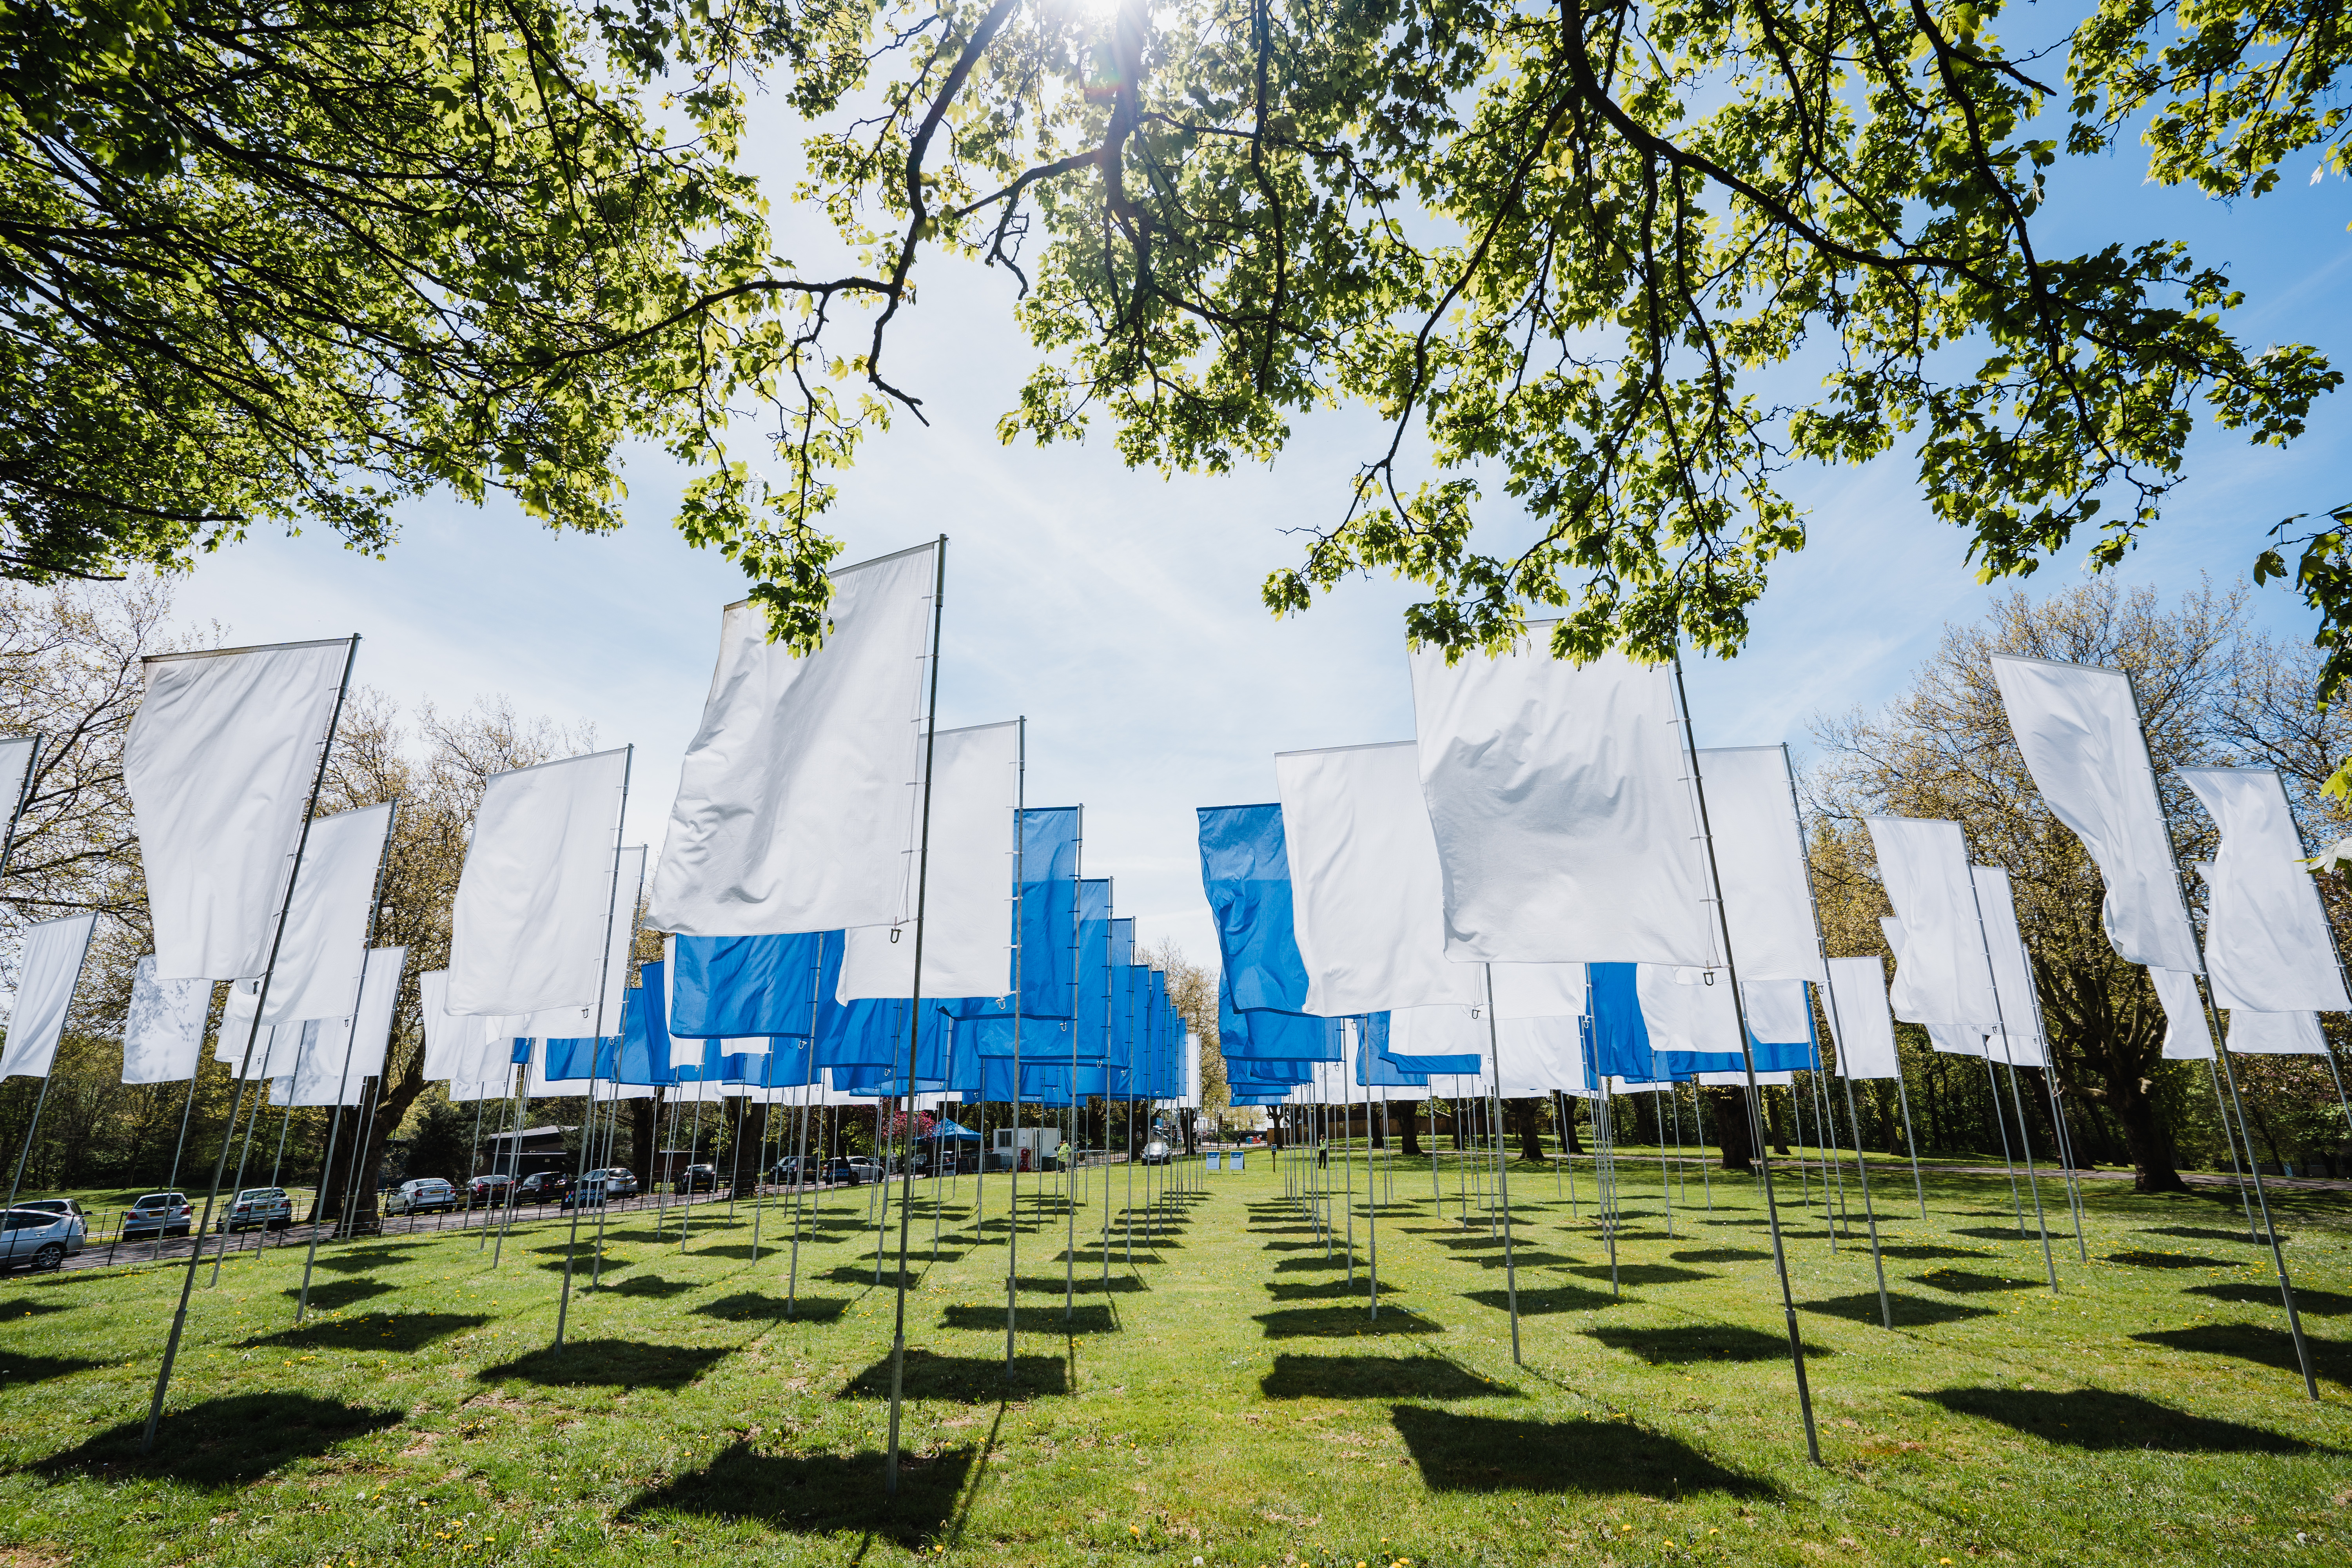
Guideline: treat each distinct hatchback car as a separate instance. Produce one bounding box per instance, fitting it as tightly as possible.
[0,1207,85,1271]
[385,1178,457,1215]
[220,1187,294,1232]
[593,1168,639,1199]
[120,1192,192,1239]
[674,1163,723,1193]
[1140,1140,1173,1166]
[467,1173,514,1206]
[516,1171,568,1204]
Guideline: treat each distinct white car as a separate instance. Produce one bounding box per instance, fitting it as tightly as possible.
[385,1178,457,1215]
[1,1206,86,1271]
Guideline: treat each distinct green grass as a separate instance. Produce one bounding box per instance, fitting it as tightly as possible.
[1,1152,2347,1566]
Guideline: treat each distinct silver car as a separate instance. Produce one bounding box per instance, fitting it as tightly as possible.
[1,1206,86,1271]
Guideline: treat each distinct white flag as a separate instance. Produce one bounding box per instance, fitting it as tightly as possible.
[1989,654,2201,972]
[651,542,937,936]
[835,721,1019,1002]
[1410,637,1714,965]
[0,913,96,1078]
[1825,956,1901,1078]
[1494,1016,1582,1096]
[2178,768,2350,1013]
[121,955,213,1085]
[214,980,298,1077]
[127,639,352,980]
[1488,963,1589,1020]
[2151,968,2215,1061]
[2227,1009,2328,1054]
[260,803,392,1026]
[0,735,35,826]
[1274,740,1483,1014]
[1868,817,1999,1029]
[279,946,407,1105]
[1971,864,2051,1068]
[449,749,630,1016]
[1695,746,1826,984]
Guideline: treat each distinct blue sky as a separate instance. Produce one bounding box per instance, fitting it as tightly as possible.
[167,71,2352,965]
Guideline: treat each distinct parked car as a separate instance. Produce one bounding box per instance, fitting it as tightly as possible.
[1140,1140,1173,1167]
[516,1171,568,1204]
[0,1206,85,1271]
[592,1168,639,1199]
[220,1187,293,1232]
[467,1173,515,1206]
[673,1163,723,1194]
[385,1178,458,1215]
[769,1155,814,1184]
[841,1156,882,1185]
[120,1192,192,1240]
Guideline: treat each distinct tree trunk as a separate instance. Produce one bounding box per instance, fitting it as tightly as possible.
[629,1096,656,1187]
[1764,1088,1792,1155]
[1511,1097,1547,1163]
[1709,1087,1756,1173]
[1400,1102,1424,1157]
[1555,1092,1585,1154]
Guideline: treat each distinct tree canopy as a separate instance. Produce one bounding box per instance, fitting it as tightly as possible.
[11,0,2351,694]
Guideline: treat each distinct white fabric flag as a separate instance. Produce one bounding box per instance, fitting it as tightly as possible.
[1696,1068,1795,1087]
[260,802,391,1026]
[650,543,936,936]
[2180,769,2350,1013]
[1695,746,1826,984]
[1495,1016,1584,1095]
[1410,637,1715,965]
[419,969,468,1080]
[519,844,645,1040]
[1743,979,1815,1047]
[1989,654,2201,972]
[450,749,630,1016]
[1825,956,1902,1078]
[127,639,352,980]
[2227,1009,2329,1054]
[1276,740,1485,1014]
[1971,865,2051,1068]
[0,913,96,1078]
[1869,817,1999,1029]
[214,980,298,1077]
[836,721,1019,1002]
[0,735,35,824]
[1489,963,1589,1019]
[1635,965,1743,1054]
[1386,1004,1490,1056]
[122,955,213,1084]
[1927,1022,1987,1057]
[2151,967,2215,1060]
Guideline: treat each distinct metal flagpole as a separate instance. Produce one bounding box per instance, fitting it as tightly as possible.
[154,1069,204,1262]
[143,634,357,1455]
[2121,678,2318,1399]
[1675,654,1821,1466]
[1967,868,2058,1289]
[555,748,633,1347]
[885,536,948,1495]
[1478,968,1523,1365]
[0,735,54,1212]
[296,802,400,1318]
[592,875,648,1287]
[492,1055,531,1264]
[1893,1071,1928,1217]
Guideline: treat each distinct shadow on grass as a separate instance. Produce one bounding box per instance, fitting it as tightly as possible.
[475,1339,730,1389]
[33,1394,402,1487]
[1465,1287,1621,1315]
[1268,1279,1406,1303]
[1948,1226,2043,1242]
[1914,1271,2042,1295]
[624,1441,971,1546]
[2183,1283,2352,1316]
[2103,1250,2241,1270]
[1670,1248,1769,1264]
[603,1274,698,1299]
[1916,1387,2320,1452]
[1389,1406,1771,1495]
[245,1312,488,1354]
[1273,1254,1356,1274]
[1802,1291,1996,1327]
[1256,1306,1441,1339]
[304,1245,421,1275]
[2137,1226,2271,1246]
[1261,1354,1511,1400]
[280,1278,394,1312]
[0,1296,74,1319]
[693,1292,851,1323]
[1873,1244,1991,1261]
[1009,1273,1145,1295]
[839,1350,1067,1400]
[0,1349,105,1386]
[1586,1325,1827,1364]
[1464,1250,1576,1270]
[1565,1264,1713,1286]
[939,1303,1116,1334]
[2132,1324,2352,1382]
[819,1266,921,1290]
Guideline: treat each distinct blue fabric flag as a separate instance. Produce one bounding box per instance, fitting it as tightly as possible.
[617,965,675,1086]
[1588,962,1822,1080]
[1218,970,1337,1060]
[669,932,829,1038]
[1362,1012,1480,1076]
[1197,804,1311,1013]
[1016,807,1082,1019]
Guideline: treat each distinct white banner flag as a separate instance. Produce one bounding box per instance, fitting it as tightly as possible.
[2179,768,2350,1013]
[278,946,407,1105]
[2151,967,2215,1060]
[127,639,352,980]
[1274,740,1483,1015]
[1410,637,1714,965]
[1868,817,1999,1029]
[0,913,96,1078]
[1989,654,2201,972]
[836,720,1020,1002]
[0,735,35,828]
[1971,864,2051,1069]
[1488,962,1588,1020]
[449,749,630,1016]
[1695,746,1826,984]
[121,955,213,1084]
[260,803,392,1026]
[651,542,936,936]
[2227,1009,2328,1054]
[1825,956,1902,1078]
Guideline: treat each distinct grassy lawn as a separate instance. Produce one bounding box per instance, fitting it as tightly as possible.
[1,1149,2347,1566]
